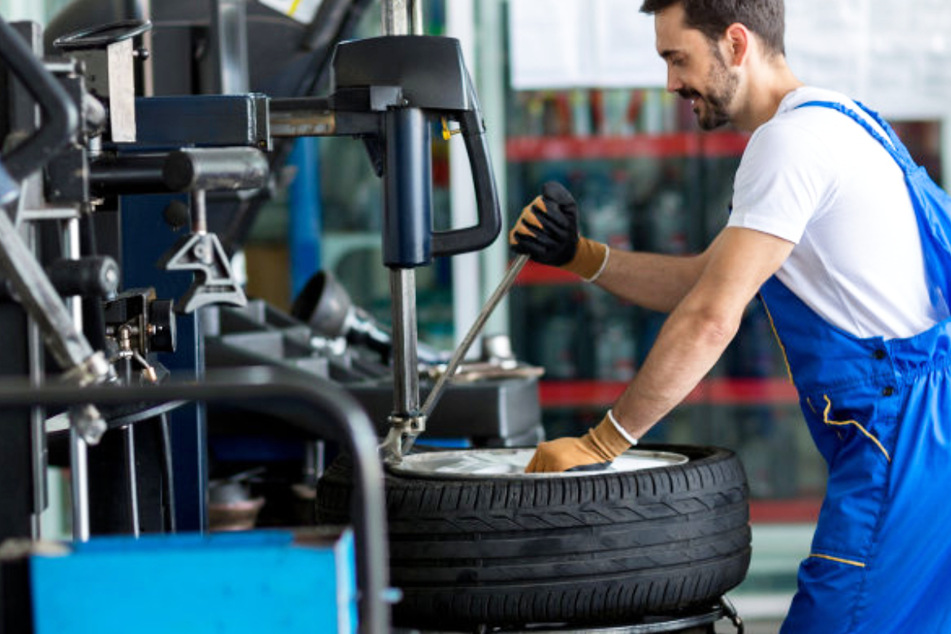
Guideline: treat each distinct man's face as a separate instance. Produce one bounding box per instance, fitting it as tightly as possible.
[655,4,739,130]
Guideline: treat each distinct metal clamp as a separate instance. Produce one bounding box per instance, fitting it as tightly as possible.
[379,412,426,465]
[158,190,247,314]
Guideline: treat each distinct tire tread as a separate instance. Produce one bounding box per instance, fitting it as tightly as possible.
[316,443,751,628]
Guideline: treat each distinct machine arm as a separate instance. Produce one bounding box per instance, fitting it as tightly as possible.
[0,16,78,183]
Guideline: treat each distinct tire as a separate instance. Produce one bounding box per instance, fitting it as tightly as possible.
[316,444,751,629]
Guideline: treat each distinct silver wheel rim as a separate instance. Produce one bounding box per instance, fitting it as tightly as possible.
[388,447,689,479]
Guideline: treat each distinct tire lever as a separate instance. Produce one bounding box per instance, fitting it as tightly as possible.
[392,254,529,459]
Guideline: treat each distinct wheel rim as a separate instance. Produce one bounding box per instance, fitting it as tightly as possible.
[388,447,689,479]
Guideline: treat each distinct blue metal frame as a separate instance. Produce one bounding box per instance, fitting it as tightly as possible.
[289,137,323,297]
[31,530,356,634]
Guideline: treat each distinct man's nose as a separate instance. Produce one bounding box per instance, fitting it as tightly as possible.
[666,68,683,93]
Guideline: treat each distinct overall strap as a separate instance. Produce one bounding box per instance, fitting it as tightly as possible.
[797,99,951,321]
[795,100,917,173]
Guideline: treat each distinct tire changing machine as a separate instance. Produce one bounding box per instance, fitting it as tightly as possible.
[0,0,748,630]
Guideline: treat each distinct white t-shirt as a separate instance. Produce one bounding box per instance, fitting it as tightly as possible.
[728,86,947,339]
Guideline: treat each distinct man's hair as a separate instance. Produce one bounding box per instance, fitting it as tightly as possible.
[640,0,785,56]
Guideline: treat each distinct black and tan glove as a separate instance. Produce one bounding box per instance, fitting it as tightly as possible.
[509,181,609,282]
[525,411,634,473]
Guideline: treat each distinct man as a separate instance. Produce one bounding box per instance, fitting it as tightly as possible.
[510,1,951,632]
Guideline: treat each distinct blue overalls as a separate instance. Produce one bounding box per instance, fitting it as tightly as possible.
[759,101,951,633]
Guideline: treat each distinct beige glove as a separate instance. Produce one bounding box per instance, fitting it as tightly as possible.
[525,412,633,473]
[508,182,609,281]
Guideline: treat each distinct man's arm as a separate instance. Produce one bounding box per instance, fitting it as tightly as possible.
[594,233,725,314]
[525,227,794,472]
[612,227,793,438]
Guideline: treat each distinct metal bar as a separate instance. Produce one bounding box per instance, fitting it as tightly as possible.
[269,110,336,138]
[421,254,528,420]
[137,0,155,97]
[27,218,47,540]
[89,154,170,195]
[379,0,427,463]
[28,316,45,539]
[0,368,390,634]
[389,269,419,417]
[0,207,97,375]
[475,0,510,336]
[209,0,250,95]
[410,0,423,35]
[124,425,141,537]
[63,218,94,540]
[382,0,411,36]
[69,425,90,542]
[192,190,208,235]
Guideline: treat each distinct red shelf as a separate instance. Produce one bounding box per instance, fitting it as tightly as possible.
[506,131,749,162]
[539,378,798,408]
[515,261,579,286]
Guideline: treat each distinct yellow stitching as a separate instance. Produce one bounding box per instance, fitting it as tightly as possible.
[288,0,302,15]
[822,395,891,462]
[809,553,866,568]
[760,294,795,384]
[806,397,817,414]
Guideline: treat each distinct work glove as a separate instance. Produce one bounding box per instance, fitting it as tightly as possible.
[525,411,633,473]
[509,181,609,282]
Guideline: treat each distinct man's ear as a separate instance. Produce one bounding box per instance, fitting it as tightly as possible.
[724,23,751,66]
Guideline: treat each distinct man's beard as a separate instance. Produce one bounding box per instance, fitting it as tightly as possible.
[680,48,739,130]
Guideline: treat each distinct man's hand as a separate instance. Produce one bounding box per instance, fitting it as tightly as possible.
[525,412,632,472]
[509,181,608,281]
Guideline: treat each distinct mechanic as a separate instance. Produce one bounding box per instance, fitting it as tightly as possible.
[509,0,951,632]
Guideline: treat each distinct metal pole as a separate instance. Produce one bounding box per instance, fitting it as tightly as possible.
[28,316,44,539]
[192,189,208,234]
[410,0,423,34]
[389,269,419,418]
[476,0,511,336]
[64,218,91,542]
[125,424,141,536]
[382,0,411,35]
[447,0,480,354]
[210,0,250,95]
[69,426,90,542]
[381,0,424,462]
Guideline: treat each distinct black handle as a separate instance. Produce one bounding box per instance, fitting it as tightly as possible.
[0,17,78,182]
[431,72,501,258]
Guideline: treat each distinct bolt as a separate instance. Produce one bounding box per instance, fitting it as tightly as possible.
[72,404,107,445]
